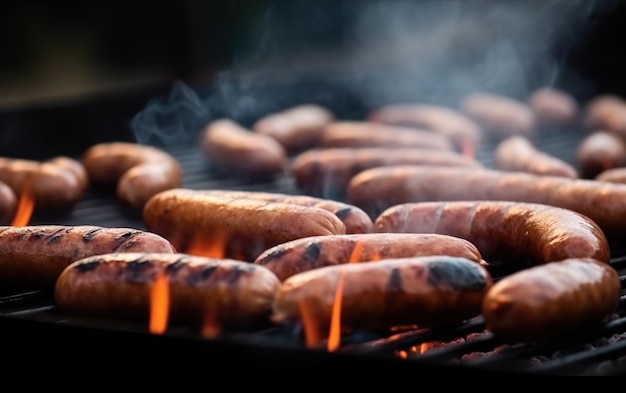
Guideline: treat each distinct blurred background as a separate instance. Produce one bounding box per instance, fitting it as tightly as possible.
[1,0,625,157]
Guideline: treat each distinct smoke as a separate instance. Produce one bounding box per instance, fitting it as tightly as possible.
[131,0,617,146]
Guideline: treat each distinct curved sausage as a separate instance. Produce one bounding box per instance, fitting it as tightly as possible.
[0,225,176,289]
[55,252,280,328]
[584,94,626,134]
[346,165,626,235]
[576,131,626,179]
[187,189,373,234]
[527,87,579,127]
[373,201,609,267]
[482,258,620,343]
[271,255,493,330]
[319,121,455,150]
[291,147,482,200]
[201,119,287,180]
[46,156,89,193]
[0,182,17,224]
[142,189,347,262]
[460,92,536,139]
[254,233,485,281]
[367,103,484,151]
[493,135,578,178]
[252,104,335,152]
[81,142,183,209]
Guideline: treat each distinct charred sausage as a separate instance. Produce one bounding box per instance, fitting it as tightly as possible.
[252,104,335,152]
[482,258,620,343]
[271,255,493,330]
[0,225,176,289]
[576,131,626,179]
[81,142,183,209]
[55,252,280,327]
[460,92,536,139]
[142,189,347,261]
[527,87,579,127]
[254,233,485,281]
[373,201,609,267]
[201,119,287,180]
[493,135,578,178]
[291,147,482,200]
[346,165,626,235]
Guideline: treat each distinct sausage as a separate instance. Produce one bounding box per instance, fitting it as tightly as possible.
[200,119,287,180]
[0,156,86,211]
[187,189,373,234]
[584,94,626,134]
[460,92,536,139]
[367,103,484,151]
[254,233,485,281]
[46,156,89,193]
[271,255,493,330]
[81,142,183,209]
[346,165,626,236]
[373,201,609,268]
[319,121,455,151]
[482,258,620,343]
[252,104,335,152]
[291,147,482,200]
[0,225,176,289]
[0,182,17,224]
[55,252,280,328]
[595,167,626,184]
[576,131,626,179]
[142,189,347,262]
[527,87,579,127]
[493,135,578,178]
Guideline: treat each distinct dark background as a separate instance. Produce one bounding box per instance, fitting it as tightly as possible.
[1,0,626,158]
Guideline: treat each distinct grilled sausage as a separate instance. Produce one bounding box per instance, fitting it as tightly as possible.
[584,94,626,134]
[46,156,89,193]
[493,135,578,178]
[254,233,485,281]
[291,147,482,200]
[0,225,176,289]
[142,189,347,262]
[346,165,626,236]
[527,87,579,127]
[186,189,373,234]
[252,104,335,152]
[373,201,609,268]
[482,258,620,343]
[319,121,455,150]
[55,252,280,327]
[595,167,626,184]
[0,156,86,211]
[81,142,183,209]
[201,119,287,180]
[271,255,493,330]
[576,131,626,179]
[460,92,536,139]
[367,103,484,151]
[0,182,17,224]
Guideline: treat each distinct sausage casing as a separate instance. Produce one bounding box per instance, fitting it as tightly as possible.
[271,255,493,330]
[0,182,17,224]
[576,131,626,179]
[527,87,579,127]
[460,92,536,139]
[55,252,280,327]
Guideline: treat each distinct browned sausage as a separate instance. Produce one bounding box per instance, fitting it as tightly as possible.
[291,147,482,200]
[493,135,578,178]
[482,258,620,343]
[81,142,183,209]
[373,201,609,268]
[252,104,335,152]
[584,94,626,134]
[319,121,455,151]
[55,252,280,328]
[346,165,626,236]
[576,131,626,179]
[254,233,485,281]
[271,255,493,330]
[200,119,287,180]
[46,156,89,193]
[367,103,484,151]
[186,189,373,234]
[527,87,579,127]
[460,92,536,139]
[595,167,626,183]
[0,225,176,289]
[0,182,17,224]
[142,189,347,262]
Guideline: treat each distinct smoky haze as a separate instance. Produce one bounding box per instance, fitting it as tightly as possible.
[131,0,617,146]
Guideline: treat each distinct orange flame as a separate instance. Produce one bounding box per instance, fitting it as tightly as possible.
[298,299,322,348]
[186,232,227,258]
[149,271,170,334]
[11,184,34,226]
[201,308,222,339]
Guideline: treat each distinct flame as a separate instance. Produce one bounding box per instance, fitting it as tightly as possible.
[186,232,227,258]
[11,183,34,226]
[462,137,475,159]
[201,308,222,339]
[298,299,322,348]
[149,271,170,334]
